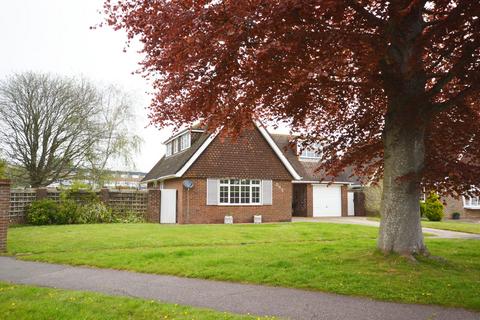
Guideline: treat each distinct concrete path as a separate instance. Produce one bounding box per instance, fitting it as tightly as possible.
[292,217,480,239]
[0,257,478,320]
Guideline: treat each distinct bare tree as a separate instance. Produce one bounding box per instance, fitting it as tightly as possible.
[0,73,101,187]
[85,85,142,187]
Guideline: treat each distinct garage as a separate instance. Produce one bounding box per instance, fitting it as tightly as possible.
[312,184,342,217]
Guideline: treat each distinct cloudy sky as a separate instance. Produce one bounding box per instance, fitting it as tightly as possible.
[0,0,168,172]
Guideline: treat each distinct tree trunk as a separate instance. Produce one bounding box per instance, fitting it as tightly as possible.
[377,112,428,257]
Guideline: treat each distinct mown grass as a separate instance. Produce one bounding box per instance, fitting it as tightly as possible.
[421,221,480,234]
[0,282,274,320]
[367,217,480,234]
[6,223,480,310]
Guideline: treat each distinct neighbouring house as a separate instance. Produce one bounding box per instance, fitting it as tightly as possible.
[363,181,480,220]
[48,170,147,190]
[142,121,360,224]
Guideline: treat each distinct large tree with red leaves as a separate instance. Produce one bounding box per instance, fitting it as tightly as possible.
[103,0,479,258]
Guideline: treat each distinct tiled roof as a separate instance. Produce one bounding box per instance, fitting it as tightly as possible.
[270,134,360,183]
[143,129,360,184]
[142,132,210,182]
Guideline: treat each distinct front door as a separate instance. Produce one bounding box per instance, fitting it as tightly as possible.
[160,189,177,223]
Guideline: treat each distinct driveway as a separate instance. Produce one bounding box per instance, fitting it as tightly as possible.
[292,217,480,239]
[0,257,478,320]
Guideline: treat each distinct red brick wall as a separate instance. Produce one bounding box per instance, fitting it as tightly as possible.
[146,189,161,223]
[184,125,293,180]
[163,178,291,224]
[0,180,11,252]
[443,196,480,219]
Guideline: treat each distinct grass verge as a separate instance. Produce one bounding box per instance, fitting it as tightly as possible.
[0,282,274,320]
[7,223,480,310]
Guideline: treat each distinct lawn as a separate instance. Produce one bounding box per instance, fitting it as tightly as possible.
[0,282,274,320]
[6,223,480,311]
[421,221,480,234]
[367,217,480,234]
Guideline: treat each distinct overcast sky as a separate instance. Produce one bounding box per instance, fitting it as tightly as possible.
[0,0,169,172]
[0,0,288,173]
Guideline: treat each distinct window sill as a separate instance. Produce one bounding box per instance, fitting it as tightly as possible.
[464,206,480,210]
[217,203,264,206]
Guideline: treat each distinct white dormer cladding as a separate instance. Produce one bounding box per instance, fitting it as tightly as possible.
[166,131,191,157]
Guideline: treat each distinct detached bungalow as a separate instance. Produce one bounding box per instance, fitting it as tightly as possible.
[142,121,359,224]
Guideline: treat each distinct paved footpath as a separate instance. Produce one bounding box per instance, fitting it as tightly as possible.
[0,257,478,320]
[292,217,480,239]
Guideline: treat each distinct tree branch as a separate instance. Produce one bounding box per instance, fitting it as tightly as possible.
[346,0,386,28]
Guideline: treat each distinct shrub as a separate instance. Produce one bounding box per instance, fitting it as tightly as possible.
[423,193,444,221]
[113,210,145,223]
[420,201,426,217]
[452,212,461,220]
[58,199,82,224]
[76,202,113,224]
[26,199,60,225]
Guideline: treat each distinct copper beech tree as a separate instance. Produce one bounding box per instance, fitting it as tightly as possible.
[103,0,479,258]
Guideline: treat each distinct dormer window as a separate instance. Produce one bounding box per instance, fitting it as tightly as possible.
[166,132,191,157]
[299,143,322,160]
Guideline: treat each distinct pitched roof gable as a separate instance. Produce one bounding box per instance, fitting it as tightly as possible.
[142,122,302,182]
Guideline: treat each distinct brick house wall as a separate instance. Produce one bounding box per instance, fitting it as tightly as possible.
[184,125,292,181]
[145,126,295,224]
[0,180,11,252]
[172,178,291,224]
[443,195,480,219]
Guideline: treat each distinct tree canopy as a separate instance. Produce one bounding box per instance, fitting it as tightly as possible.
[104,0,479,198]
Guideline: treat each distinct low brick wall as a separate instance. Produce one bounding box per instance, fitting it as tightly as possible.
[0,180,11,252]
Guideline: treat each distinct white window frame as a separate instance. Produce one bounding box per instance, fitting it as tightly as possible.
[299,143,322,160]
[166,142,173,156]
[165,132,191,157]
[180,132,191,151]
[217,179,262,206]
[463,196,480,209]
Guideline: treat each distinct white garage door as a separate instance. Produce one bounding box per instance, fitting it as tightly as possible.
[313,185,342,217]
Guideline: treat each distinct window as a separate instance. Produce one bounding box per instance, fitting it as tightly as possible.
[299,143,322,160]
[166,143,173,156]
[464,196,480,209]
[165,132,191,157]
[180,133,191,151]
[219,179,261,205]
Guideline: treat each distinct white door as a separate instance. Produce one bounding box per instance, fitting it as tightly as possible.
[160,189,177,224]
[348,192,355,216]
[313,185,342,217]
